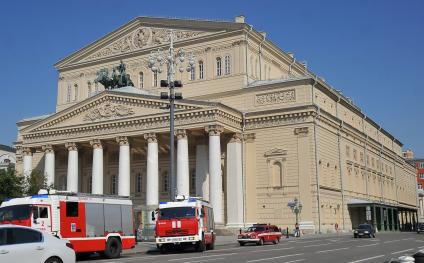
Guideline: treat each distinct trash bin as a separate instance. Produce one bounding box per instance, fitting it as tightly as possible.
[414,250,424,263]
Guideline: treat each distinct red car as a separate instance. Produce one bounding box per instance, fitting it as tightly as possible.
[237,224,282,246]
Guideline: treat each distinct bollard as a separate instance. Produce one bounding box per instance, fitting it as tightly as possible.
[414,250,424,263]
[286,227,289,238]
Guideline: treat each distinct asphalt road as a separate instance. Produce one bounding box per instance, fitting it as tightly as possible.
[81,232,424,263]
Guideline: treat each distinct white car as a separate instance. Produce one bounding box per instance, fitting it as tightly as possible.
[0,225,75,263]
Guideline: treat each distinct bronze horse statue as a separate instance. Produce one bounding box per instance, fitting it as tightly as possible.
[95,61,134,90]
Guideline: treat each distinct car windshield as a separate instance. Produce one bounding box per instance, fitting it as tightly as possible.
[0,205,32,222]
[357,224,371,229]
[159,207,196,220]
[246,226,266,232]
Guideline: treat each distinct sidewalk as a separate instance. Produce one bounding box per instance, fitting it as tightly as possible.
[123,232,354,255]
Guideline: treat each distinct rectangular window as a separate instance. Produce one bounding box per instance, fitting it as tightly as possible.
[420,173,424,179]
[137,173,142,193]
[111,176,117,195]
[153,72,158,87]
[66,202,78,217]
[345,146,350,158]
[190,67,195,81]
[74,85,78,101]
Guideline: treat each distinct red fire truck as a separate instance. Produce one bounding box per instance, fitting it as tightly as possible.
[0,190,136,259]
[153,196,215,253]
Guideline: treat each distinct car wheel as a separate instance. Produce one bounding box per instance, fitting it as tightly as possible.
[272,238,278,244]
[257,238,264,246]
[44,257,63,263]
[239,241,245,246]
[104,237,122,259]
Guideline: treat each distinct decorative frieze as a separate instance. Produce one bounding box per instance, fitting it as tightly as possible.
[243,133,256,143]
[90,139,103,149]
[83,102,135,122]
[144,133,157,143]
[205,125,223,136]
[255,89,296,106]
[294,127,309,136]
[83,27,210,62]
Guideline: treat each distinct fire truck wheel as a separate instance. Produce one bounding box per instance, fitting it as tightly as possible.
[239,242,245,246]
[159,245,167,254]
[195,240,206,252]
[104,237,122,259]
[44,257,63,263]
[256,238,264,246]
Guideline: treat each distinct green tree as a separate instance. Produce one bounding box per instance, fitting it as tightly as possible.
[25,170,47,196]
[0,167,24,203]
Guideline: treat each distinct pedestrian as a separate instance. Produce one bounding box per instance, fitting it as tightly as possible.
[295,223,300,237]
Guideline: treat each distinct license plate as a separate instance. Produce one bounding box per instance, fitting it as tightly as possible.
[358,233,363,235]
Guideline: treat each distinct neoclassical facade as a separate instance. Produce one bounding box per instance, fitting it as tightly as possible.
[15,16,417,232]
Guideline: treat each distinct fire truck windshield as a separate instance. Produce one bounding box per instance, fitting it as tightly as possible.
[159,207,196,220]
[0,205,32,222]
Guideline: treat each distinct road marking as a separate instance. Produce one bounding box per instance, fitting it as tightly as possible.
[185,258,225,263]
[250,247,294,253]
[168,253,237,261]
[279,260,305,263]
[246,253,304,262]
[356,243,379,248]
[383,240,400,243]
[316,247,349,253]
[347,255,385,263]
[391,248,414,255]
[402,238,415,241]
[303,243,331,248]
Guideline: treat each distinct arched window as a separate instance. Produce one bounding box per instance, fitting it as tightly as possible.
[87,81,92,97]
[139,72,144,89]
[216,57,222,76]
[66,84,71,102]
[153,71,158,87]
[162,171,169,193]
[111,175,117,195]
[190,66,195,81]
[74,84,78,101]
[199,61,204,79]
[136,173,142,193]
[272,161,282,187]
[224,55,231,75]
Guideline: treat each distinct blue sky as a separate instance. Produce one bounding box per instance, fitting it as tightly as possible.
[1,0,423,157]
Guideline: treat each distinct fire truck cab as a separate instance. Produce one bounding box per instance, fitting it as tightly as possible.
[154,196,215,253]
[0,190,136,259]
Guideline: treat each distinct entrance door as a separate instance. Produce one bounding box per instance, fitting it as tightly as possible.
[31,205,51,232]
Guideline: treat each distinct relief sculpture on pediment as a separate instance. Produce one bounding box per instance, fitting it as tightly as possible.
[84,27,208,62]
[83,102,134,122]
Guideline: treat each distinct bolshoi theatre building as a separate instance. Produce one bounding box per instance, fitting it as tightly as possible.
[15,16,418,233]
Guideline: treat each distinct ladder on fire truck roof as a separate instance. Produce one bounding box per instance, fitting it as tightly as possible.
[37,189,131,200]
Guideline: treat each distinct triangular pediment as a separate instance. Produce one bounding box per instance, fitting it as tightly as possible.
[22,91,203,134]
[55,17,244,69]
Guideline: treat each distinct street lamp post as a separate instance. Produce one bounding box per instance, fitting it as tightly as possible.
[288,197,303,236]
[147,30,195,201]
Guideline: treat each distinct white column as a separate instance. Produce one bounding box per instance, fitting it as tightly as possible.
[117,136,130,196]
[206,125,224,225]
[90,139,103,194]
[226,133,244,227]
[42,145,55,188]
[145,133,159,206]
[65,142,79,192]
[195,144,209,201]
[22,147,33,178]
[176,130,189,197]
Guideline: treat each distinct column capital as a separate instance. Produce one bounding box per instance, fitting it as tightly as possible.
[42,144,54,153]
[90,139,103,149]
[205,125,223,136]
[229,133,242,143]
[22,147,33,156]
[65,142,78,151]
[116,136,129,146]
[243,133,256,143]
[144,133,157,143]
[175,129,187,140]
